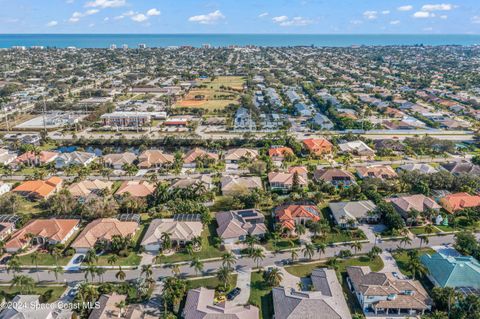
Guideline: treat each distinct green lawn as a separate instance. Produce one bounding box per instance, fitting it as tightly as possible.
[95,252,141,266]
[249,271,274,319]
[187,274,238,290]
[409,226,441,235]
[155,222,223,264]
[313,229,366,245]
[392,248,435,292]
[263,238,300,252]
[0,285,66,302]
[16,252,71,266]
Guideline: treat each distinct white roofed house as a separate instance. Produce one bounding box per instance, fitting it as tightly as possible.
[141,214,203,252]
[221,175,263,196]
[137,149,174,169]
[54,151,97,169]
[0,148,17,166]
[338,140,375,160]
[216,209,267,244]
[102,152,137,170]
[328,200,378,229]
[224,148,259,164]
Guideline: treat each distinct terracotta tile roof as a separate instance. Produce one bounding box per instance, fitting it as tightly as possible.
[356,165,397,179]
[268,147,294,159]
[102,152,136,166]
[5,219,79,250]
[275,204,321,230]
[389,194,440,213]
[71,218,138,249]
[68,179,113,198]
[183,147,218,164]
[15,151,58,164]
[138,150,174,168]
[440,192,480,213]
[12,177,63,199]
[302,138,333,155]
[224,148,259,161]
[314,168,355,183]
[268,172,308,187]
[115,181,155,198]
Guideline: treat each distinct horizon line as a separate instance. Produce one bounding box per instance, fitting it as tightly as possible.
[1,33,480,36]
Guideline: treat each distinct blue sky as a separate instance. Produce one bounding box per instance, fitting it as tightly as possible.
[1,0,479,34]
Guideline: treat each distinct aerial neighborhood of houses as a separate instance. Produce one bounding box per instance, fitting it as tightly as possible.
[0,44,480,319]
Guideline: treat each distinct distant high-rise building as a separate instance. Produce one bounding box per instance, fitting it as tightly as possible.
[202,43,212,49]
[122,44,128,50]
[110,44,117,50]
[138,43,147,49]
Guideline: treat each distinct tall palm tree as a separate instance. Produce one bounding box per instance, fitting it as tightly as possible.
[160,232,172,253]
[49,266,64,282]
[350,241,362,254]
[419,235,430,248]
[96,267,106,282]
[221,252,237,270]
[315,243,327,261]
[270,231,280,253]
[84,264,98,282]
[190,257,204,276]
[290,249,298,264]
[265,268,283,287]
[302,244,315,260]
[7,256,21,274]
[85,248,98,264]
[400,235,412,248]
[115,266,126,281]
[171,264,180,277]
[327,257,339,271]
[295,224,306,237]
[30,251,40,281]
[251,248,265,269]
[107,254,118,266]
[141,264,153,280]
[11,275,36,294]
[216,266,232,289]
[245,235,259,254]
[406,250,428,280]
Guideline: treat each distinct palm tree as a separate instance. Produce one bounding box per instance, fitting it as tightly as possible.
[84,248,98,264]
[216,265,232,289]
[185,243,194,256]
[424,224,435,236]
[315,243,327,261]
[419,235,430,248]
[84,264,98,282]
[368,246,383,260]
[400,235,412,248]
[115,300,127,318]
[245,235,259,254]
[190,257,204,276]
[271,231,280,253]
[30,251,40,281]
[327,257,340,271]
[115,266,126,281]
[221,252,237,270]
[290,249,298,264]
[162,277,187,313]
[295,224,306,237]
[251,248,265,269]
[11,275,36,294]
[302,243,315,260]
[7,256,21,274]
[406,250,428,280]
[49,266,64,281]
[191,236,202,251]
[171,264,180,277]
[350,241,362,254]
[160,232,172,253]
[265,268,283,287]
[77,283,99,304]
[107,254,118,266]
[96,267,106,282]
[141,264,153,280]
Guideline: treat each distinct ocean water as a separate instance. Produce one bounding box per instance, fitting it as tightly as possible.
[1,34,480,48]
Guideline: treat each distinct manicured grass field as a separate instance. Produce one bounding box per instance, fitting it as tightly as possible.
[0,285,66,302]
[187,274,238,290]
[155,222,223,264]
[410,226,441,235]
[392,248,436,291]
[249,271,274,319]
[95,252,141,266]
[16,252,71,266]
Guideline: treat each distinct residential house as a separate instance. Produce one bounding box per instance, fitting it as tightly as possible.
[71,218,138,253]
[221,175,263,196]
[314,168,356,187]
[216,209,267,244]
[0,295,56,319]
[356,165,398,179]
[441,161,480,176]
[55,151,97,169]
[302,138,333,156]
[138,150,174,169]
[295,103,312,116]
[12,176,63,200]
[268,146,294,162]
[224,148,259,164]
[88,293,155,319]
[183,287,259,319]
[68,179,113,201]
[0,222,15,241]
[234,107,256,131]
[439,192,480,213]
[338,141,375,159]
[102,152,137,170]
[13,150,58,167]
[268,171,308,191]
[274,204,321,234]
[373,139,405,153]
[311,113,334,130]
[0,148,17,166]
[389,194,441,220]
[115,180,155,198]
[346,266,432,316]
[421,253,480,289]
[273,268,352,319]
[183,147,218,169]
[5,218,79,253]
[141,215,203,251]
[329,200,378,228]
[171,175,213,191]
[397,163,438,174]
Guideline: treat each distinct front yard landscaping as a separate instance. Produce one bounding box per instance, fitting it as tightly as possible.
[95,252,141,266]
[16,252,71,266]
[249,271,274,319]
[0,285,66,302]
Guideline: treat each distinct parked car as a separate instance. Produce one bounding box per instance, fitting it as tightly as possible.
[73,255,84,264]
[0,255,11,265]
[226,288,241,301]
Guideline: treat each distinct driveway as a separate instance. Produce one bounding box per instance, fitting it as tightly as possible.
[432,245,461,257]
[140,252,156,266]
[234,266,252,305]
[379,252,406,279]
[64,253,84,271]
[358,224,386,244]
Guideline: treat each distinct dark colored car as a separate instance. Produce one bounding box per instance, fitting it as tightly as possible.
[226,288,241,300]
[0,256,11,265]
[74,255,84,264]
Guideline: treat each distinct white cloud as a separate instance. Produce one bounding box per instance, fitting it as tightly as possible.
[382,10,390,15]
[440,15,448,19]
[86,9,99,15]
[68,9,98,23]
[272,15,313,26]
[147,8,160,16]
[397,5,413,11]
[131,13,148,22]
[258,12,269,18]
[390,20,400,25]
[85,0,126,8]
[188,10,225,25]
[363,11,378,20]
[472,16,480,24]
[46,20,58,27]
[412,11,435,18]
[421,4,455,11]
